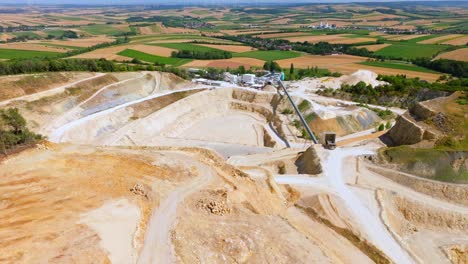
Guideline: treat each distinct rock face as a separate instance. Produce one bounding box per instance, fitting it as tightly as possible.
[387,114,425,145]
[387,96,445,146]
[295,146,322,175]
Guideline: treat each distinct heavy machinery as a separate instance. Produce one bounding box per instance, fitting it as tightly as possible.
[324,132,337,150]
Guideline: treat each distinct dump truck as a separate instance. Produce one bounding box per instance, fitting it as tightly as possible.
[324,132,336,150]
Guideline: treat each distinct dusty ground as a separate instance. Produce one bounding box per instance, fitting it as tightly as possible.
[1,70,467,264]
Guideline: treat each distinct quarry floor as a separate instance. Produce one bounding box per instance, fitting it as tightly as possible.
[0,71,466,264]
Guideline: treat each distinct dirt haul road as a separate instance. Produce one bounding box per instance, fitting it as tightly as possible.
[277,145,414,264]
[138,153,215,264]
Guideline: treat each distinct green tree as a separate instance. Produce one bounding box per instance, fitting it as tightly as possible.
[385,121,392,130]
[378,123,385,131]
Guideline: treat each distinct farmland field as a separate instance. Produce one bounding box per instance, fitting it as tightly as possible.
[358,61,439,73]
[435,48,468,62]
[81,24,130,35]
[0,48,60,59]
[117,49,191,66]
[152,43,225,53]
[374,42,450,59]
[233,50,301,60]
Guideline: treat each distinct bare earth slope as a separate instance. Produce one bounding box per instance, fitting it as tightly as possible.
[1,71,467,264]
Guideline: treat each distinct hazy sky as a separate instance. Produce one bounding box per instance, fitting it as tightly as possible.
[0,0,459,5]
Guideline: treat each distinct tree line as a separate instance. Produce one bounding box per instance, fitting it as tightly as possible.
[0,57,190,79]
[171,50,232,60]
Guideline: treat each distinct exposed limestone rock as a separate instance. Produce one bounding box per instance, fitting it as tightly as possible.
[295,146,322,175]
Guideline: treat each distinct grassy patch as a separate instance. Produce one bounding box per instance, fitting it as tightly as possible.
[12,31,42,38]
[233,50,301,61]
[359,61,439,73]
[298,100,311,112]
[381,146,467,183]
[117,49,191,66]
[0,49,60,59]
[81,24,129,35]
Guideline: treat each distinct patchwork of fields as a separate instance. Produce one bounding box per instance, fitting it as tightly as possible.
[0,4,465,81]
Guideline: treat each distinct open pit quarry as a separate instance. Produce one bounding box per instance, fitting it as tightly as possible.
[0,70,467,264]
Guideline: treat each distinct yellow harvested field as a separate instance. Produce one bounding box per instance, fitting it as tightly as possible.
[277,54,366,70]
[183,57,265,69]
[221,29,278,36]
[357,43,391,52]
[0,43,68,53]
[435,48,468,62]
[358,20,401,27]
[196,44,256,53]
[276,54,441,82]
[39,36,115,48]
[384,34,427,41]
[285,34,376,44]
[418,34,463,44]
[0,33,14,41]
[130,44,176,57]
[441,36,468,46]
[71,45,132,61]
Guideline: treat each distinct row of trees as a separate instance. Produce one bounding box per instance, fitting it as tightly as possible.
[413,58,468,78]
[0,57,191,79]
[0,108,42,155]
[171,50,232,60]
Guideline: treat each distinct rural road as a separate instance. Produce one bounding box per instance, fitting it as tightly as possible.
[137,157,215,264]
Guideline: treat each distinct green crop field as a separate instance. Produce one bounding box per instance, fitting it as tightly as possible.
[374,42,449,59]
[152,43,225,53]
[359,61,439,73]
[0,49,60,59]
[118,49,191,66]
[405,34,444,43]
[233,50,301,60]
[12,31,42,38]
[81,24,129,35]
[43,30,66,37]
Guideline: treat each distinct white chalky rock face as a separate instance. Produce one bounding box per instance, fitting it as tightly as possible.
[340,70,387,88]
